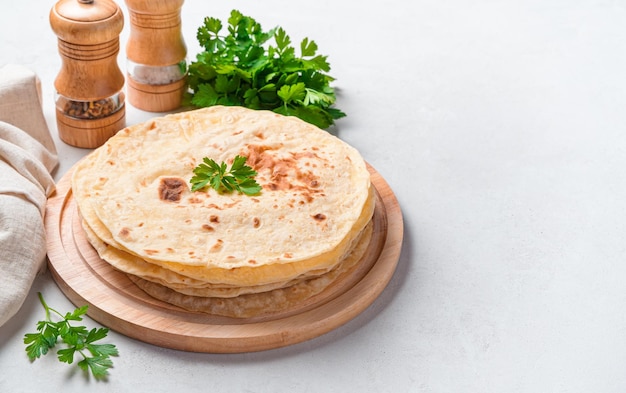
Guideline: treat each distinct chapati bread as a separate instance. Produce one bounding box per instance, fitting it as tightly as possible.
[72,106,373,290]
[128,221,374,318]
[76,181,374,288]
[81,215,370,298]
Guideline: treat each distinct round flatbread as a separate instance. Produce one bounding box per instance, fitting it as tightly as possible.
[72,106,373,288]
[80,215,370,298]
[128,221,374,318]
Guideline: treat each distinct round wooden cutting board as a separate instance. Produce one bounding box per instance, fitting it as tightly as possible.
[45,162,403,353]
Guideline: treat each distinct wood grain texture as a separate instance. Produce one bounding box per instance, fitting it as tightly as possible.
[55,106,125,149]
[124,0,187,111]
[44,162,403,353]
[50,0,125,98]
[50,0,126,147]
[124,0,186,65]
[126,76,186,113]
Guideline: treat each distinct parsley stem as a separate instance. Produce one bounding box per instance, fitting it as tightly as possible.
[37,292,51,322]
[37,291,66,321]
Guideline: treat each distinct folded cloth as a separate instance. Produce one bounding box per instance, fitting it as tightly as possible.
[0,64,58,326]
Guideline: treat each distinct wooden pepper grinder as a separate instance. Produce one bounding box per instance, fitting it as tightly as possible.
[125,0,187,112]
[50,0,125,149]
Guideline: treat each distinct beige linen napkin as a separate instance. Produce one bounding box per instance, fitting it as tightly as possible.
[0,64,58,326]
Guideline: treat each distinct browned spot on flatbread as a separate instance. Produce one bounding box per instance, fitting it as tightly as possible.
[119,227,131,239]
[312,213,326,221]
[210,239,223,252]
[206,201,241,210]
[158,177,186,202]
[243,144,325,201]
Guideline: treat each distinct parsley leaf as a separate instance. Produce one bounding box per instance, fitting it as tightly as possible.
[185,10,345,129]
[78,356,115,378]
[277,83,307,105]
[23,293,119,380]
[190,155,261,195]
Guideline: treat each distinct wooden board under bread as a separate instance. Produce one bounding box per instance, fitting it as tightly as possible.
[45,162,403,353]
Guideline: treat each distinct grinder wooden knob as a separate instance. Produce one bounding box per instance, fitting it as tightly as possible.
[50,0,125,149]
[125,0,187,112]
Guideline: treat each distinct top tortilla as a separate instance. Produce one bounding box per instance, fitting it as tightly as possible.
[71,106,372,287]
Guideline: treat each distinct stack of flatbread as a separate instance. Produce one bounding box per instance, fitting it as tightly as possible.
[71,106,374,318]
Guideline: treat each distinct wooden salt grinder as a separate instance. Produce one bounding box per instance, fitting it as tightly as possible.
[50,0,125,149]
[125,0,187,112]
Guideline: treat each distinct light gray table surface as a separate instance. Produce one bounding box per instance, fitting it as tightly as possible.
[2,0,626,391]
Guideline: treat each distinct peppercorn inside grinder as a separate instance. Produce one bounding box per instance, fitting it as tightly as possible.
[125,0,187,112]
[50,0,125,148]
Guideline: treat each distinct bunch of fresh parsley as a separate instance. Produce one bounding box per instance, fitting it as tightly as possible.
[185,9,346,129]
[23,293,119,380]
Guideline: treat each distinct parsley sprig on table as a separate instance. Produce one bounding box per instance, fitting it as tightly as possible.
[185,9,346,129]
[23,293,119,380]
[190,155,262,195]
